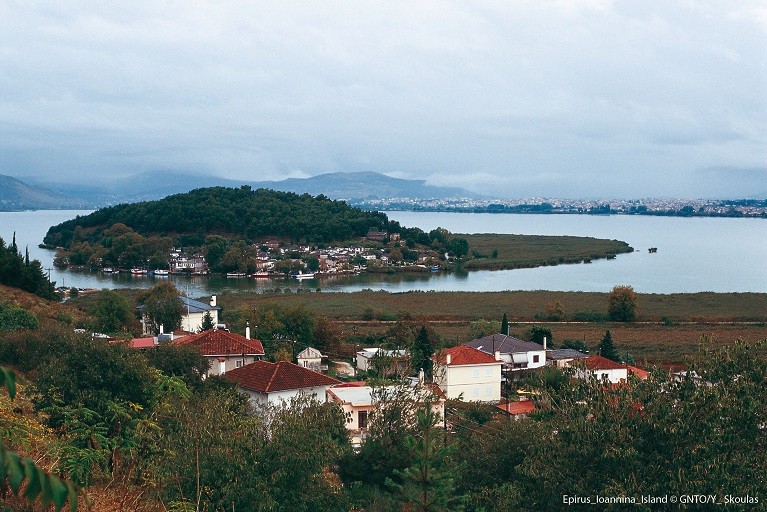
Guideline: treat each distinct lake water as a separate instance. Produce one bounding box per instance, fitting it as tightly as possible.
[1,210,765,295]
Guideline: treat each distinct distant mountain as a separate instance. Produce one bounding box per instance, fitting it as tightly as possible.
[41,171,481,206]
[0,174,91,211]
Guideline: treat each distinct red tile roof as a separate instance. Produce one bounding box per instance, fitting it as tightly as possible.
[627,364,650,379]
[497,400,536,416]
[436,345,499,366]
[172,329,265,357]
[128,337,156,349]
[584,355,627,371]
[223,361,340,393]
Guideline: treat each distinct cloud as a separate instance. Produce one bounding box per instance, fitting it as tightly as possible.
[0,1,765,198]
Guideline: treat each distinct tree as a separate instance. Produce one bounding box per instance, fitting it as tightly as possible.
[137,281,184,334]
[608,285,637,322]
[528,325,553,348]
[388,407,465,512]
[561,339,589,353]
[201,311,215,331]
[500,313,509,335]
[411,326,435,379]
[90,289,135,334]
[597,330,619,361]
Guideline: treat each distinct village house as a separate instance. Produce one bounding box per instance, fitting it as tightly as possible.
[327,383,445,448]
[546,348,588,368]
[223,360,340,406]
[465,334,547,375]
[497,399,536,420]
[356,347,409,374]
[296,346,328,372]
[171,325,265,377]
[575,355,649,384]
[138,295,220,335]
[433,345,503,402]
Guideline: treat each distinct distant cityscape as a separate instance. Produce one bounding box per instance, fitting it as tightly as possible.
[352,197,767,218]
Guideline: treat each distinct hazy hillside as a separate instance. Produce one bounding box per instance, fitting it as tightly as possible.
[39,171,480,206]
[0,174,90,211]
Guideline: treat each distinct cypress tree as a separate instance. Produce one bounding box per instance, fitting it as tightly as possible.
[501,313,509,335]
[598,330,620,362]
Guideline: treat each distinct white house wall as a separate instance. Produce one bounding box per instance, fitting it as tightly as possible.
[435,363,502,402]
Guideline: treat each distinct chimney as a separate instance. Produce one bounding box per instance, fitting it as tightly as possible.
[543,336,547,351]
[170,331,174,341]
[218,357,226,375]
[246,321,251,340]
[446,353,452,365]
[159,324,164,335]
[495,350,501,361]
[418,368,425,384]
[210,295,217,307]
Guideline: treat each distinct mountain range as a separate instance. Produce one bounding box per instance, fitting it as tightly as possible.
[5,171,479,210]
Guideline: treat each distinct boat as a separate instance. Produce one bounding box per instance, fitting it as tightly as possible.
[130,268,147,275]
[291,271,316,279]
[226,272,248,278]
[102,267,114,273]
[152,269,169,276]
[430,265,440,272]
[252,271,271,278]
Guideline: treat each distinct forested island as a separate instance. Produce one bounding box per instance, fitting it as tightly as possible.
[42,187,632,276]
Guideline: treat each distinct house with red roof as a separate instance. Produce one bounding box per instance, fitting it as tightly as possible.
[433,345,503,402]
[576,355,650,385]
[497,399,536,419]
[223,360,340,406]
[172,327,265,377]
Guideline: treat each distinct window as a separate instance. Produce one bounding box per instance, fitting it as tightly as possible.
[358,410,368,429]
[485,367,492,377]
[472,368,480,378]
[533,355,540,363]
[485,386,491,396]
[236,359,245,368]
[472,387,480,397]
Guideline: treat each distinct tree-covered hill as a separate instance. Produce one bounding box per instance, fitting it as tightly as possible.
[44,186,390,248]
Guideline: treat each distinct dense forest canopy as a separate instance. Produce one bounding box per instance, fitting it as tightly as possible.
[44,186,392,248]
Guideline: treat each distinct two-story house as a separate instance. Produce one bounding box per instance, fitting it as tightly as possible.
[433,345,503,402]
[172,327,265,376]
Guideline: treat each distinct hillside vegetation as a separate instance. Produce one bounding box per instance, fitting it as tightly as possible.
[44,186,389,247]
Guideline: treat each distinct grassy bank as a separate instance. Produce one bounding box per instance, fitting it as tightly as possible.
[460,233,633,270]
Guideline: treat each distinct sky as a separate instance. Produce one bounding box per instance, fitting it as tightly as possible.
[1,1,766,199]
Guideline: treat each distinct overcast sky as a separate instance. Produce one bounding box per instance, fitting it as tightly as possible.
[1,1,766,198]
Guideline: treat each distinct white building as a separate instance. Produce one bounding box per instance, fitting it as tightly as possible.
[297,346,327,372]
[433,345,503,402]
[465,334,547,373]
[327,384,445,448]
[171,327,265,377]
[223,361,340,406]
[575,355,628,384]
[180,295,221,333]
[356,348,409,373]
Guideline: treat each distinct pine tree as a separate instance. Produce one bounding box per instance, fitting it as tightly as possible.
[201,311,215,331]
[411,326,435,379]
[389,407,465,512]
[598,330,620,362]
[501,313,509,335]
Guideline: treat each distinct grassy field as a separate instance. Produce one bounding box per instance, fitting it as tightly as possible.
[218,289,767,366]
[460,233,633,270]
[222,290,767,323]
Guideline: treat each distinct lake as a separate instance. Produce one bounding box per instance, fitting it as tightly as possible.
[1,210,765,295]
